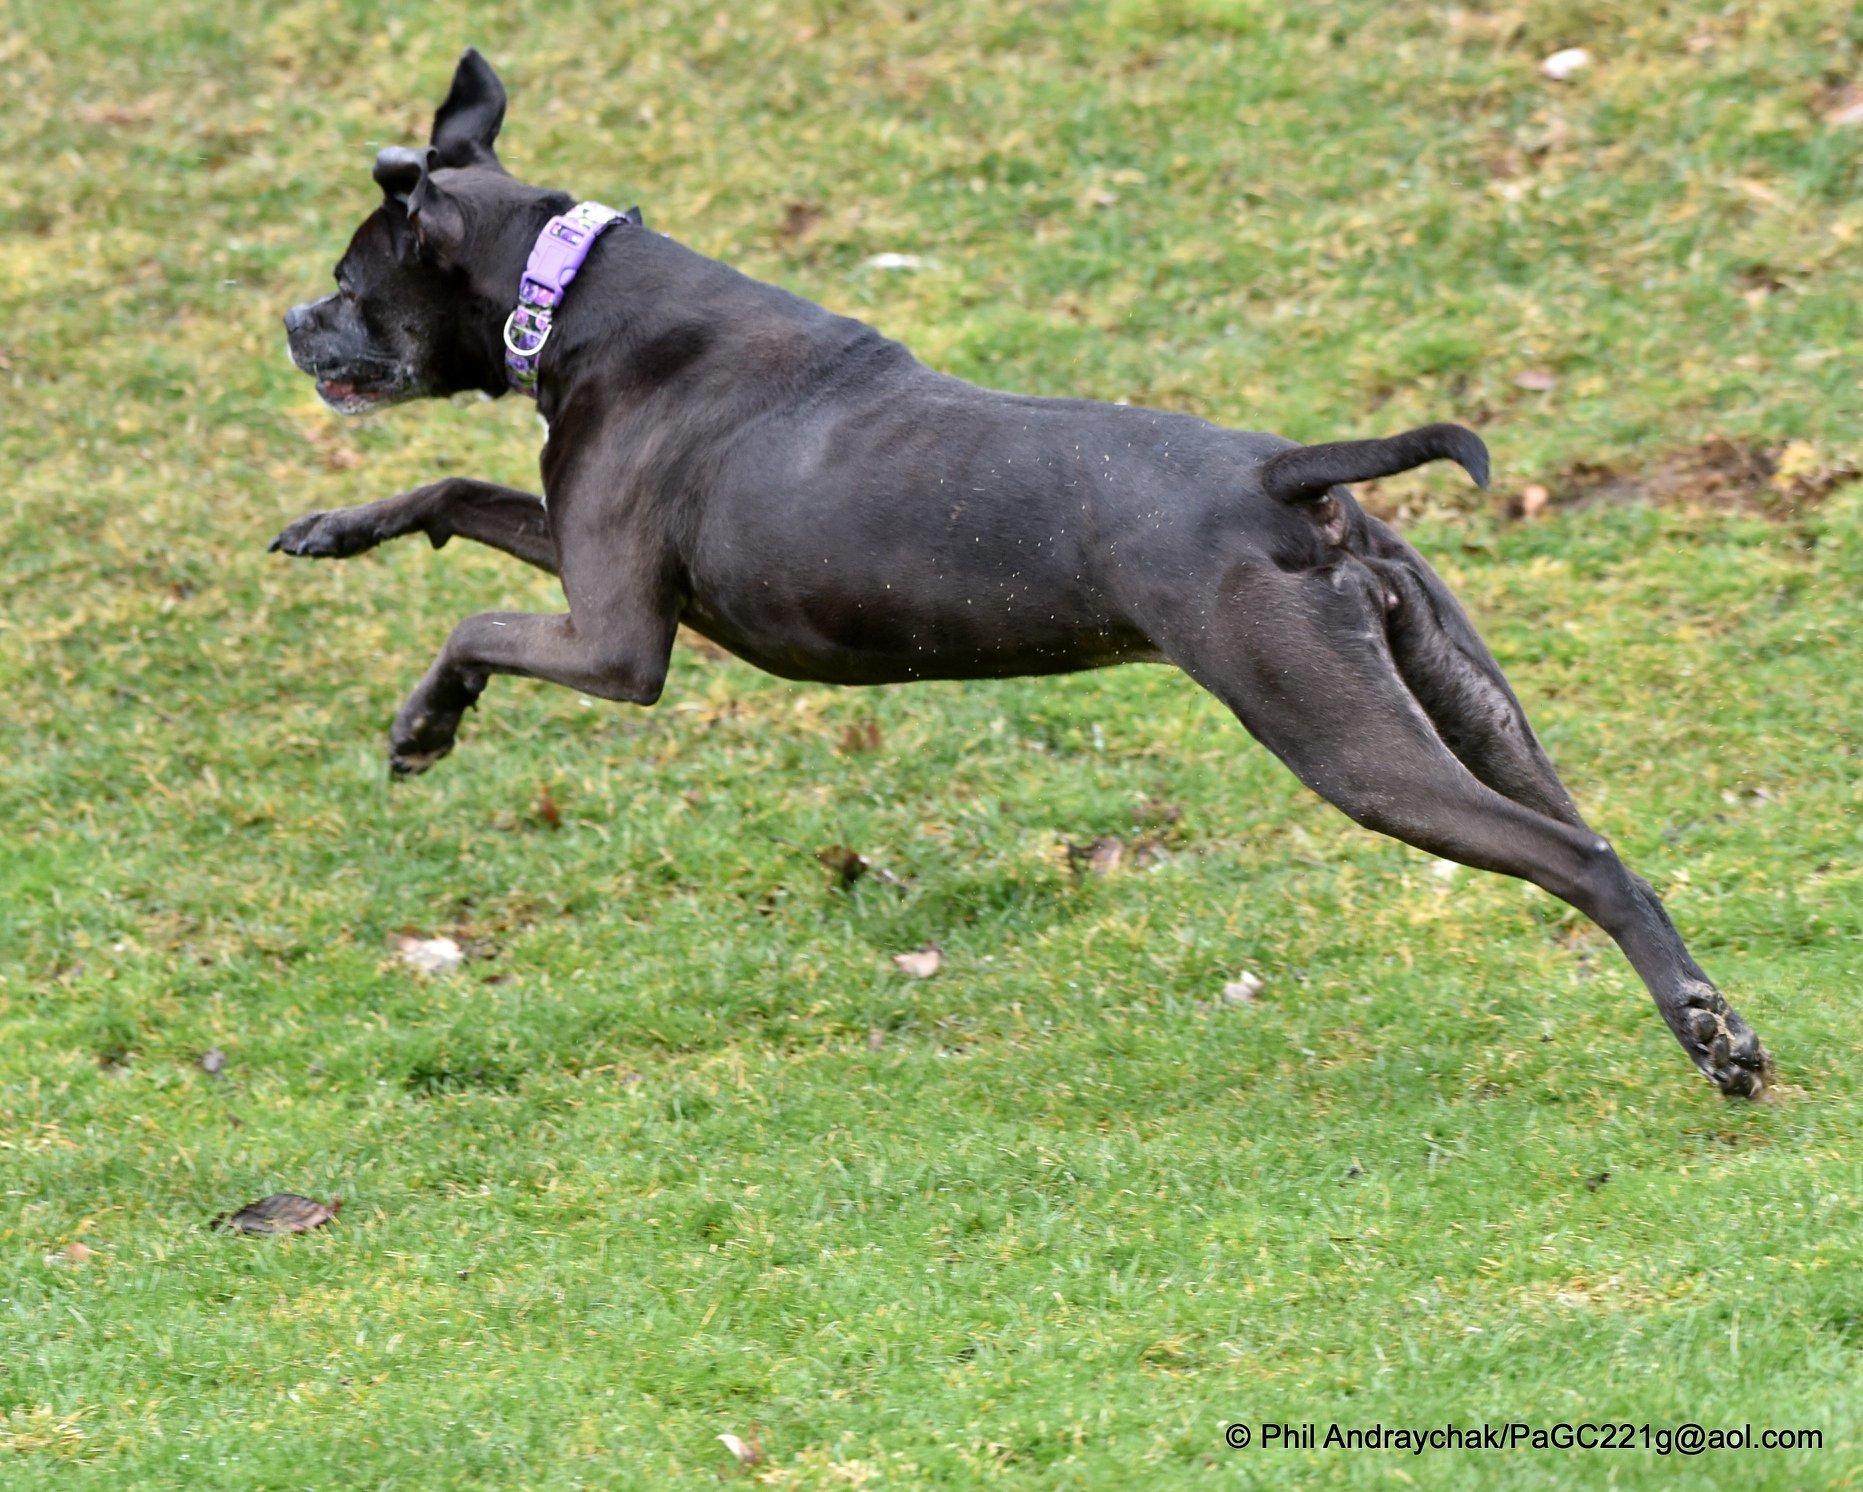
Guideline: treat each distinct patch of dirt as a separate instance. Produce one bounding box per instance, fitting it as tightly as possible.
[1507,436,1859,521]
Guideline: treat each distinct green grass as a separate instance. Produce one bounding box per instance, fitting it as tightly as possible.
[3,1,1862,1486]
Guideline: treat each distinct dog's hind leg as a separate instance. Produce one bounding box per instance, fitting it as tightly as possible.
[1164,557,1772,1098]
[1357,530,1744,1011]
[1356,523,1583,827]
[271,478,557,574]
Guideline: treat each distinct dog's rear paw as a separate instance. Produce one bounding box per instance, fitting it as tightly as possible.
[270,509,382,559]
[1677,983,1774,1101]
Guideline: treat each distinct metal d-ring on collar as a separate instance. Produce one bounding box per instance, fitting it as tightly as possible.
[503,200,635,398]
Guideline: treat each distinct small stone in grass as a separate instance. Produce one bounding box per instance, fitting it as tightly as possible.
[1222,971,1266,1004]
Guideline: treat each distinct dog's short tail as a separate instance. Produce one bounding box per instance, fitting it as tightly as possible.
[1259,423,1490,504]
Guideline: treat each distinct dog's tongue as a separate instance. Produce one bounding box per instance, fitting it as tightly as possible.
[322,380,357,398]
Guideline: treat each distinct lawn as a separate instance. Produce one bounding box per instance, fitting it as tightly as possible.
[2,1,1861,1486]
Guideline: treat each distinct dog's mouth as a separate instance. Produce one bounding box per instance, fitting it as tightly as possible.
[313,373,405,416]
[316,378,393,413]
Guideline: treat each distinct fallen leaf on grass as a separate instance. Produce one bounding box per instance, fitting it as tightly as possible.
[1133,798,1183,829]
[75,97,163,127]
[534,784,562,830]
[812,843,908,891]
[211,1194,341,1236]
[1820,83,1863,127]
[892,945,943,979]
[1065,833,1172,878]
[817,843,869,887]
[837,719,882,754]
[47,1241,94,1268]
[717,1431,762,1467]
[779,200,824,240]
[1519,483,1552,519]
[1736,177,1785,209]
[1068,835,1127,876]
[1539,47,1590,81]
[1221,971,1266,1005]
[1512,367,1558,391]
[868,1028,886,1051]
[392,933,464,975]
[859,252,934,272]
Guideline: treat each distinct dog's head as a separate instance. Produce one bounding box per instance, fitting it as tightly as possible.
[284,50,570,414]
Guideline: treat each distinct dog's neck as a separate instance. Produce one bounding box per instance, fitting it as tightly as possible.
[502,202,636,398]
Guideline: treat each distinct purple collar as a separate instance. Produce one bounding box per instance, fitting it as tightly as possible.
[502,201,638,398]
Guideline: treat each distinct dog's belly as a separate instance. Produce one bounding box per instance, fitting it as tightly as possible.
[678,576,1161,685]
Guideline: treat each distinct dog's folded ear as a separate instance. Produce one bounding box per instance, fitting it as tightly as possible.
[623,205,644,226]
[430,47,507,170]
[373,146,426,206]
[404,146,468,260]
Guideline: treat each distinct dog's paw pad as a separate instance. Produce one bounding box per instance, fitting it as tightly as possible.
[1678,982,1773,1100]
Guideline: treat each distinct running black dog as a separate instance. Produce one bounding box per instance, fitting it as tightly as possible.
[276,51,1771,1097]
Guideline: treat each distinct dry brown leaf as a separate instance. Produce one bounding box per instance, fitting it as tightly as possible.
[813,843,908,890]
[837,719,882,754]
[211,1194,342,1235]
[1736,177,1784,209]
[892,945,943,978]
[1133,797,1183,829]
[717,1431,762,1466]
[62,1241,94,1266]
[816,844,869,888]
[779,201,824,240]
[1066,832,1171,877]
[1820,84,1863,127]
[535,784,562,830]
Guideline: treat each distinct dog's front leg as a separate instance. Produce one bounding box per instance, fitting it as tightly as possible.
[271,478,558,574]
[389,605,676,775]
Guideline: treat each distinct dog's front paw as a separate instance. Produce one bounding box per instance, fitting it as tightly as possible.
[389,739,452,778]
[388,710,458,779]
[269,508,384,559]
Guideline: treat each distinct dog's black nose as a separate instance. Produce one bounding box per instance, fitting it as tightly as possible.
[284,303,313,335]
